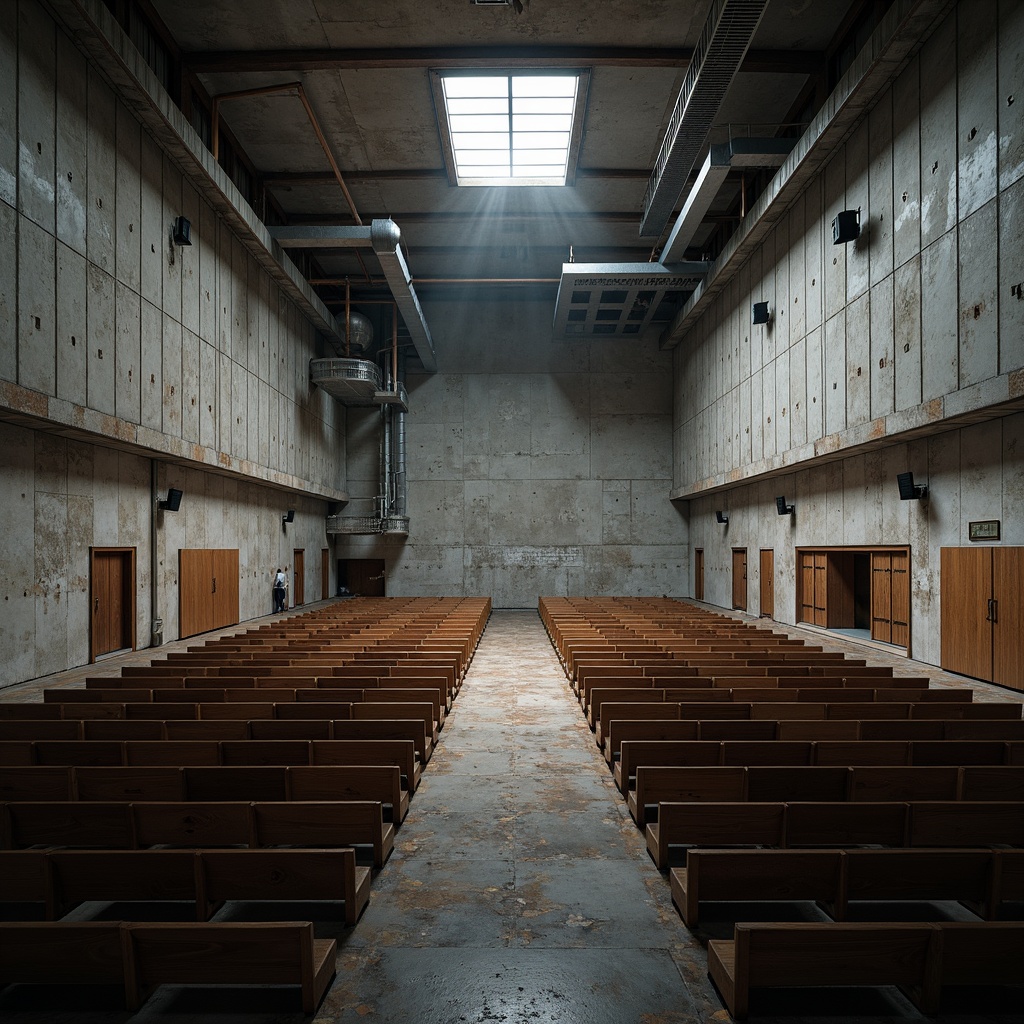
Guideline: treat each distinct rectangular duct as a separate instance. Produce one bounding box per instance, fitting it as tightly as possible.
[639,0,770,238]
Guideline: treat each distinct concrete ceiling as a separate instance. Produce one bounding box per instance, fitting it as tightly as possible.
[147,0,863,345]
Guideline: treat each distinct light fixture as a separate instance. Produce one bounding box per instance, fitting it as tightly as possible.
[751,301,771,325]
[897,472,927,501]
[157,488,183,512]
[283,509,295,525]
[775,496,794,516]
[172,216,192,246]
[715,510,729,525]
[832,209,860,244]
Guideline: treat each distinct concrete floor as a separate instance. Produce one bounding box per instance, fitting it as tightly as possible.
[1,607,1022,1023]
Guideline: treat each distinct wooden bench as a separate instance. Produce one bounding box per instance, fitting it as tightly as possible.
[1,799,395,867]
[707,920,1023,1019]
[672,847,1024,927]
[0,920,336,1012]
[645,800,1024,870]
[0,764,409,822]
[0,846,371,925]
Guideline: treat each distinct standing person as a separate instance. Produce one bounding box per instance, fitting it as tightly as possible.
[273,567,288,613]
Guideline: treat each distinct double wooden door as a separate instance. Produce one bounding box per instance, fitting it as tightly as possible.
[91,548,135,660]
[941,547,1023,690]
[179,549,239,639]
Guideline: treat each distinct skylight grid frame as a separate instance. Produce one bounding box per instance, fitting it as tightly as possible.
[430,68,590,187]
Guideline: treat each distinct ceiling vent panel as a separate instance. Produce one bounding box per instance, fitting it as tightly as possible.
[553,262,709,338]
[639,0,770,238]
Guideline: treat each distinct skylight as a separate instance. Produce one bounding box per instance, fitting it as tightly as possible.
[432,71,587,187]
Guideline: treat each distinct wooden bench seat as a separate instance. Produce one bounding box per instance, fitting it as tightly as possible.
[707,920,1023,1019]
[0,920,336,1013]
[0,764,410,821]
[645,800,1024,869]
[0,846,371,924]
[1,799,394,867]
[670,847,1024,926]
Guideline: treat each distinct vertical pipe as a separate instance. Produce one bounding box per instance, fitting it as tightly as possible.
[345,278,351,358]
[391,303,398,390]
[393,351,407,518]
[150,460,161,646]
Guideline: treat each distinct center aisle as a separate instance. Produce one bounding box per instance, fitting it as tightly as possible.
[319,610,716,1023]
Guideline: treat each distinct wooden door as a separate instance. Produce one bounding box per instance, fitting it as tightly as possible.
[732,548,747,611]
[871,552,893,643]
[210,549,239,630]
[694,549,704,601]
[940,547,992,681]
[180,549,239,638]
[179,549,213,640]
[799,552,815,623]
[293,549,305,607]
[345,559,386,597]
[993,547,1024,690]
[90,548,135,660]
[812,553,828,626]
[890,550,910,648]
[759,549,774,618]
[321,548,330,601]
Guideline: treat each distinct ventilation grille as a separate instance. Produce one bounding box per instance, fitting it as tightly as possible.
[310,358,383,405]
[553,262,708,338]
[639,0,769,237]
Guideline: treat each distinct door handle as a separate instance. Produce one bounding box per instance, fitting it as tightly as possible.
[212,577,217,594]
[987,598,997,623]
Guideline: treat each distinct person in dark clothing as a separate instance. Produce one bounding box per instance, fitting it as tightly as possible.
[273,567,288,613]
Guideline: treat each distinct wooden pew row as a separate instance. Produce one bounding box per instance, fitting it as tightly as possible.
[0,920,336,1013]
[612,718,1024,765]
[626,764,1024,826]
[644,800,1024,870]
[708,920,1023,1020]
[0,764,410,822]
[601,705,1020,765]
[0,847,371,925]
[606,737,1024,774]
[595,700,1019,749]
[585,684,952,728]
[614,737,1024,790]
[576,667,910,703]
[23,705,437,762]
[0,739,424,791]
[671,846,1024,927]
[0,799,395,868]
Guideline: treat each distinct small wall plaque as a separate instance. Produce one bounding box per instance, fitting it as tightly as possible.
[969,520,1000,541]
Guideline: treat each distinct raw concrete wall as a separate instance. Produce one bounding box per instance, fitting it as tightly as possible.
[0,1,345,491]
[672,2,1024,666]
[0,419,332,687]
[338,297,687,607]
[0,2,346,685]
[688,412,1024,668]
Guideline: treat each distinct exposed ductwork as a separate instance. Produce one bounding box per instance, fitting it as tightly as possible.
[659,136,796,264]
[639,0,769,238]
[268,220,438,372]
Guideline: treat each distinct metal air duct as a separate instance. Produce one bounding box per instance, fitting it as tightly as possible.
[639,0,770,238]
[268,219,437,372]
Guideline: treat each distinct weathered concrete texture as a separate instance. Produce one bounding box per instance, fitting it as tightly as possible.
[685,410,1024,670]
[315,610,714,1023]
[340,299,688,607]
[0,420,336,688]
[673,8,1024,500]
